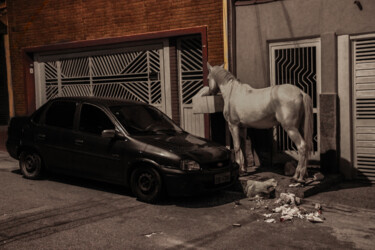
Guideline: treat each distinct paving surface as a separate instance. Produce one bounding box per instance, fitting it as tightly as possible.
[233,165,342,199]
[1,151,374,249]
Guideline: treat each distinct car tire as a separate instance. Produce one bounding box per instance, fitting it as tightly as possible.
[19,151,43,179]
[130,166,162,203]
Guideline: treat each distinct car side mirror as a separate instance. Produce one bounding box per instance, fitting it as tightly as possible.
[102,129,116,138]
[102,129,125,139]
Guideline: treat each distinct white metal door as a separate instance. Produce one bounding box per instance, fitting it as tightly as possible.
[34,43,170,116]
[177,36,205,137]
[270,39,321,160]
[353,38,375,183]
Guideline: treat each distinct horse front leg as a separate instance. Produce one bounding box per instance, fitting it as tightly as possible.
[284,127,308,183]
[229,124,246,173]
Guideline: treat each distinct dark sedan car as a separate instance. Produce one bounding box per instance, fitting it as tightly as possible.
[7,97,238,202]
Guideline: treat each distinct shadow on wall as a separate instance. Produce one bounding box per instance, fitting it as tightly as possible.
[245,130,373,185]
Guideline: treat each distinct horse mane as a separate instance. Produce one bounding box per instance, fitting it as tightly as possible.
[212,67,237,86]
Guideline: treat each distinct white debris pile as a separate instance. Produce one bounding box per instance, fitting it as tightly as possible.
[272,204,304,222]
[245,178,278,199]
[261,192,325,223]
[305,211,324,223]
[275,192,301,205]
[264,218,276,223]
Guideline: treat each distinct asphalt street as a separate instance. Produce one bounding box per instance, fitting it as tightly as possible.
[1,151,374,249]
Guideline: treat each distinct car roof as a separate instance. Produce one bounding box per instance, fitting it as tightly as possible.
[49,97,146,107]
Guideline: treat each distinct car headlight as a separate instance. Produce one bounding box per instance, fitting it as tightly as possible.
[180,160,200,171]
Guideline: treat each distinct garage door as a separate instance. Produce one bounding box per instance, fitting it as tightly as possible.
[34,43,170,116]
[353,38,375,183]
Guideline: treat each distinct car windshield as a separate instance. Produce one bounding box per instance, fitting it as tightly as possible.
[110,104,183,135]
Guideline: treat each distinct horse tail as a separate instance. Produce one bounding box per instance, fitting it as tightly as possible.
[302,92,314,156]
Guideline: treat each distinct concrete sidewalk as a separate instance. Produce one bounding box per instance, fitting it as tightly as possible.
[0,151,18,172]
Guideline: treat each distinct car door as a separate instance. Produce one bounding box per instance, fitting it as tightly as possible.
[35,100,77,171]
[71,103,124,182]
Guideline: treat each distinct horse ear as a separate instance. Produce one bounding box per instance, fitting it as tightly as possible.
[207,62,212,71]
[220,63,225,68]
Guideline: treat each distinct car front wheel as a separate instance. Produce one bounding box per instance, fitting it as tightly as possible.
[19,151,43,179]
[130,166,162,203]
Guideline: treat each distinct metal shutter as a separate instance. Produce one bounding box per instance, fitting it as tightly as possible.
[353,38,375,183]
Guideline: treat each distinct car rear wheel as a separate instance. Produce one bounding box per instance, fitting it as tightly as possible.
[19,151,43,179]
[130,166,162,203]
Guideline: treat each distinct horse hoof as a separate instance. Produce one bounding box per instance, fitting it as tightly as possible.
[292,176,305,184]
[297,178,305,184]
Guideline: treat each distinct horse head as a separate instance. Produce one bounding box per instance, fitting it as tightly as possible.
[206,62,225,96]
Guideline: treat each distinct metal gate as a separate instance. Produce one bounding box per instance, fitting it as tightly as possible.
[177,36,205,137]
[353,38,375,183]
[270,39,321,160]
[34,44,168,115]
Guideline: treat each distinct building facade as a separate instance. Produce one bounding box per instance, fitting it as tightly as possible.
[229,0,375,182]
[4,0,227,145]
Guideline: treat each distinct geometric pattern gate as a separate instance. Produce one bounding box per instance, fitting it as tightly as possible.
[177,36,205,137]
[36,45,166,113]
[270,40,321,160]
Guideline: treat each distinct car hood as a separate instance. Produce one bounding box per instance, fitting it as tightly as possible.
[135,133,230,163]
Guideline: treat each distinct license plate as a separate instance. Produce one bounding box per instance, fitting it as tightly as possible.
[214,172,230,185]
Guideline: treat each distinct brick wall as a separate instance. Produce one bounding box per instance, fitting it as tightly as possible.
[169,38,180,126]
[7,0,224,116]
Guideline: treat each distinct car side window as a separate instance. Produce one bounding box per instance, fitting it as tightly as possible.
[45,101,76,129]
[79,104,115,135]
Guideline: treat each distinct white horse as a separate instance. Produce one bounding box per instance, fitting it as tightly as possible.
[205,63,313,183]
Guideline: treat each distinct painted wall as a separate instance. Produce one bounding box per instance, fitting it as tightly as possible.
[235,0,375,177]
[235,0,375,89]
[8,0,224,116]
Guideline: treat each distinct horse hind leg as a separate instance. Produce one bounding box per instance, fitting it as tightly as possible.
[284,127,308,183]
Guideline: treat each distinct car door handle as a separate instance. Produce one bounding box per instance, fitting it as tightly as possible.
[74,139,84,145]
[37,134,46,140]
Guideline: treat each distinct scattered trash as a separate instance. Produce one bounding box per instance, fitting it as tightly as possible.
[232,223,241,227]
[315,203,322,210]
[306,212,324,223]
[295,197,301,205]
[284,161,297,176]
[245,178,278,199]
[265,218,276,223]
[289,183,303,188]
[313,172,325,181]
[144,232,163,238]
[273,204,288,213]
[234,200,241,208]
[263,213,272,218]
[279,193,301,205]
[280,214,293,221]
